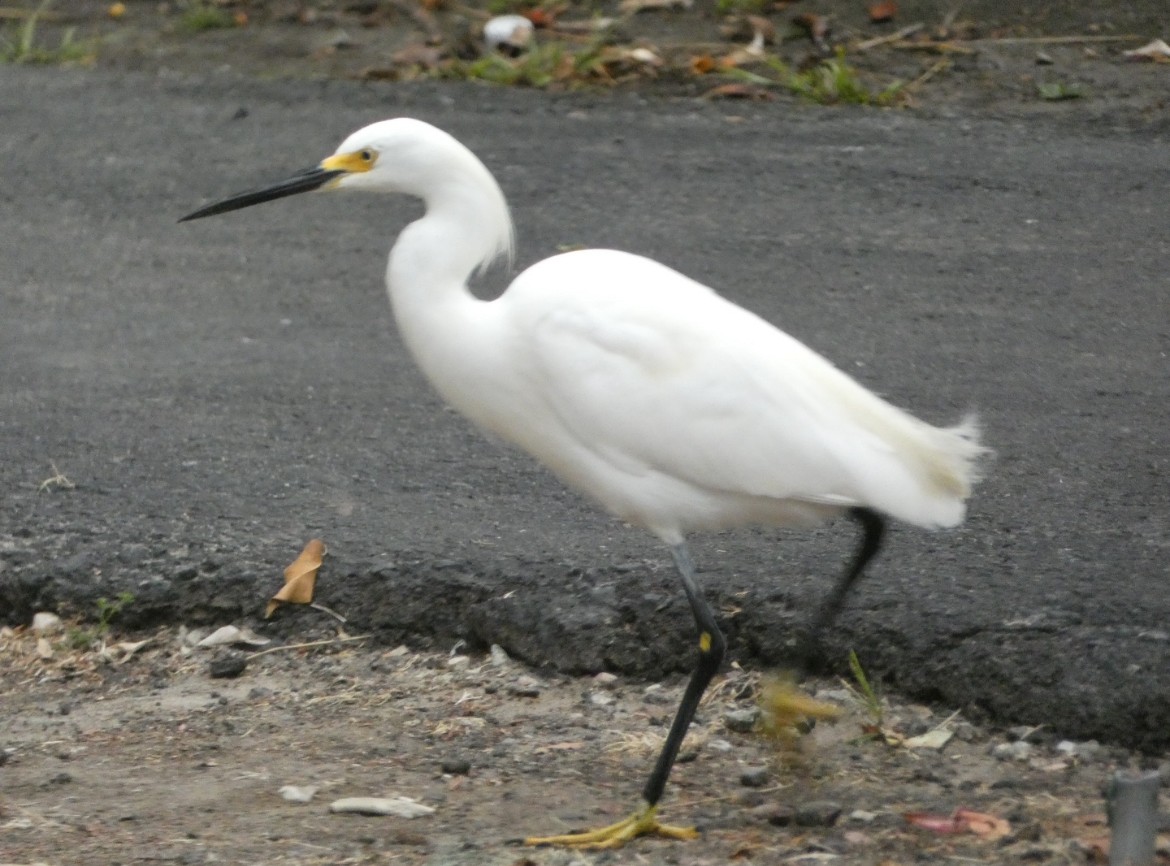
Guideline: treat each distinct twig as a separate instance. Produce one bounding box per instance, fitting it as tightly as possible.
[856,23,924,52]
[245,634,370,660]
[309,602,347,624]
[38,461,74,492]
[903,57,951,92]
[0,6,65,20]
[965,34,1143,46]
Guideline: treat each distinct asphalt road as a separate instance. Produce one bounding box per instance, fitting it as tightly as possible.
[2,68,1168,749]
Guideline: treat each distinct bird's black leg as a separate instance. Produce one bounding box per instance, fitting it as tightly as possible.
[803,507,885,665]
[641,543,727,809]
[525,543,724,848]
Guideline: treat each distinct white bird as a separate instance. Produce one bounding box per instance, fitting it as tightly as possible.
[181,118,986,849]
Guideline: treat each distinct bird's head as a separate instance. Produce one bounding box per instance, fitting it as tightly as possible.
[179,118,455,222]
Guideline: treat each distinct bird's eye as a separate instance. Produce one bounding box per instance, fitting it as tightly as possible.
[359,149,374,162]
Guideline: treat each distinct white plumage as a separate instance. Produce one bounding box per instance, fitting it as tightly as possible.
[182,117,985,849]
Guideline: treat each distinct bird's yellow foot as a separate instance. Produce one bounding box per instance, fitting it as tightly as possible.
[758,671,842,755]
[525,804,699,850]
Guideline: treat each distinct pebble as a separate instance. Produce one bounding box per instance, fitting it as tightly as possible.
[992,740,1033,761]
[795,800,843,827]
[723,707,760,733]
[767,805,795,823]
[952,721,980,742]
[1055,739,1101,761]
[278,784,318,803]
[196,625,269,648]
[489,644,511,666]
[739,767,769,788]
[32,612,62,633]
[209,654,248,679]
[508,676,541,698]
[643,686,673,705]
[588,690,614,707]
[329,796,435,818]
[593,671,619,688]
[441,758,471,775]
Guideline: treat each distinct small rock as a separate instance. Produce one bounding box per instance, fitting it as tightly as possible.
[815,688,852,703]
[708,738,733,752]
[765,805,796,827]
[446,655,470,668]
[489,644,510,666]
[49,771,73,785]
[643,686,672,705]
[31,612,62,633]
[1035,51,1054,65]
[329,796,435,818]
[588,691,614,707]
[992,741,1033,761]
[441,758,471,775]
[483,14,534,56]
[952,721,980,743]
[739,767,769,788]
[278,784,319,803]
[795,800,842,827]
[902,717,932,737]
[849,809,877,823]
[197,625,270,648]
[593,671,619,688]
[508,676,541,698]
[1055,739,1101,762]
[723,708,760,733]
[209,654,248,679]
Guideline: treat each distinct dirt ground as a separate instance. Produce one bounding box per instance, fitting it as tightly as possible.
[3,621,1169,865]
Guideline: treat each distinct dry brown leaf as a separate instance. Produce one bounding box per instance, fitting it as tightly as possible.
[690,54,718,74]
[703,82,774,100]
[793,12,830,50]
[523,7,557,28]
[868,0,897,23]
[904,808,1011,841]
[956,809,1012,841]
[265,539,326,618]
[618,0,691,14]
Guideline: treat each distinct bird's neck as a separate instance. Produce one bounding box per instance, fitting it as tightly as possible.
[384,175,514,422]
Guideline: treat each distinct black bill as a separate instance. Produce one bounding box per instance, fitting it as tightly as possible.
[179,165,345,222]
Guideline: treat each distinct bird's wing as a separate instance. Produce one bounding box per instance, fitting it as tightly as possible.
[507,250,941,519]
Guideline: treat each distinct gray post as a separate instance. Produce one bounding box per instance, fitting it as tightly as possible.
[1107,770,1161,866]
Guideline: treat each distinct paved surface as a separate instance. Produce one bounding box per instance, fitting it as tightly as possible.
[1,68,1168,748]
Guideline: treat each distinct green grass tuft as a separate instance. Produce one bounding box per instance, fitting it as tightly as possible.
[724,50,903,106]
[180,3,235,33]
[0,0,95,64]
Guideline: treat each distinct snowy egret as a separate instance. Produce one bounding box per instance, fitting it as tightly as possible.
[181,118,986,849]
